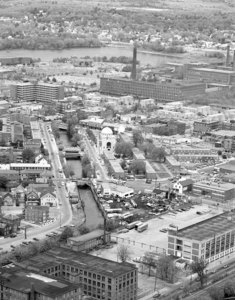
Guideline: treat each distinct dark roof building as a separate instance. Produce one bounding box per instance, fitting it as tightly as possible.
[20,247,138,300]
[0,264,82,299]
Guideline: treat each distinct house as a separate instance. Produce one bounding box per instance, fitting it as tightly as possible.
[173,179,193,195]
[0,214,21,237]
[40,191,57,207]
[26,187,40,206]
[11,184,26,206]
[1,193,16,206]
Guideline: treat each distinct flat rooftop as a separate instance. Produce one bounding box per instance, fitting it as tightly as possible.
[21,248,136,278]
[212,130,235,138]
[194,181,235,191]
[68,229,104,243]
[192,68,235,74]
[169,212,235,242]
[0,264,79,297]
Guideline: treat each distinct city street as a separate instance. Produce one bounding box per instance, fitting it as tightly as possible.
[0,122,73,252]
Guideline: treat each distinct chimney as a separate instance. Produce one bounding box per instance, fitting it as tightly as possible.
[233,50,235,71]
[226,44,230,67]
[131,46,137,80]
[30,283,35,300]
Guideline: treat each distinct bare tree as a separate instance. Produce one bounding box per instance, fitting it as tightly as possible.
[142,253,156,276]
[190,258,208,287]
[208,286,224,300]
[117,244,131,263]
[155,254,178,283]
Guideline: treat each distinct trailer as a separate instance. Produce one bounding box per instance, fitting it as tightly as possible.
[126,221,140,230]
[137,223,148,233]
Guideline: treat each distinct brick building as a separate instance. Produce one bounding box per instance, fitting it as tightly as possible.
[25,205,49,223]
[20,248,138,300]
[100,77,206,102]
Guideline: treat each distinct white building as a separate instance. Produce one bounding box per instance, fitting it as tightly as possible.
[98,127,116,154]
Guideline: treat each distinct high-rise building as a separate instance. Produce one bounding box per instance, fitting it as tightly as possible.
[10,82,64,103]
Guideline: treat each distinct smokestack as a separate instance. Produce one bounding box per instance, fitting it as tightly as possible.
[233,50,235,71]
[226,44,230,67]
[131,46,137,80]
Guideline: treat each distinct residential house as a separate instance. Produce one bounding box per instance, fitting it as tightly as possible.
[1,193,16,206]
[173,179,193,195]
[40,191,57,207]
[11,184,26,207]
[26,187,40,206]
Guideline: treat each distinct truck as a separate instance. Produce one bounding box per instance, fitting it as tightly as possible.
[137,223,148,233]
[126,221,140,230]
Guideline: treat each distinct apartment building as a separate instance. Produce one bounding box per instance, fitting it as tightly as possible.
[10,82,64,103]
[0,264,82,300]
[100,77,206,102]
[20,248,138,300]
[168,212,235,263]
[192,181,235,203]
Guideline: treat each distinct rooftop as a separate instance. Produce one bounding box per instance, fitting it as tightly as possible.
[194,181,235,191]
[169,212,235,242]
[21,248,136,278]
[192,68,235,74]
[0,265,80,297]
[68,229,104,243]
[212,130,235,138]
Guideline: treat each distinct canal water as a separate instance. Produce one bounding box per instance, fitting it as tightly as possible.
[59,130,104,230]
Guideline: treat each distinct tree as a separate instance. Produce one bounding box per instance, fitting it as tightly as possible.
[133,130,144,147]
[208,286,224,300]
[117,244,132,263]
[59,226,73,241]
[115,142,133,158]
[22,148,35,163]
[150,148,166,162]
[155,254,178,283]
[142,253,156,276]
[0,176,8,189]
[79,226,90,235]
[190,258,208,287]
[130,160,146,175]
[224,281,235,298]
[71,133,82,147]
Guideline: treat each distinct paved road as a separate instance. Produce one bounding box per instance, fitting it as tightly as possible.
[0,122,73,252]
[83,135,108,182]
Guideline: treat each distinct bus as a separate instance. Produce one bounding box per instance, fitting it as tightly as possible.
[134,221,143,230]
[122,213,134,222]
[130,199,137,208]
[137,223,148,233]
[126,221,140,230]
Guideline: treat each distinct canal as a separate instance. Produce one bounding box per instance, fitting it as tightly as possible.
[59,130,104,230]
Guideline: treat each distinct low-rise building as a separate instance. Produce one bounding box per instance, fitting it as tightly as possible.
[0,214,21,237]
[168,212,235,263]
[67,229,111,251]
[0,264,82,300]
[192,181,235,203]
[173,179,193,195]
[145,161,156,179]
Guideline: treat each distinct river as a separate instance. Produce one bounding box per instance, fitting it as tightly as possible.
[0,46,181,66]
[59,131,104,230]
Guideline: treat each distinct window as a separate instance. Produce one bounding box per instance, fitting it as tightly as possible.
[88,272,91,278]
[102,276,105,282]
[108,278,111,284]
[93,274,96,279]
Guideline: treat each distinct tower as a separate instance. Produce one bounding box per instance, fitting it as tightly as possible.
[131,46,137,80]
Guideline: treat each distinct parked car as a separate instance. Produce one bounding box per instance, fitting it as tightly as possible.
[10,233,17,238]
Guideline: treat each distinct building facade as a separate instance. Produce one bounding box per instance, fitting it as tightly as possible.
[168,212,235,263]
[21,248,138,300]
[100,77,206,102]
[10,82,64,103]
[25,205,49,223]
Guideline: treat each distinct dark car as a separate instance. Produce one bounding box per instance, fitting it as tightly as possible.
[146,179,152,184]
[10,233,17,238]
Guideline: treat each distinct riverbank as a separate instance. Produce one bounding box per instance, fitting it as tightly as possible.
[108,42,185,59]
